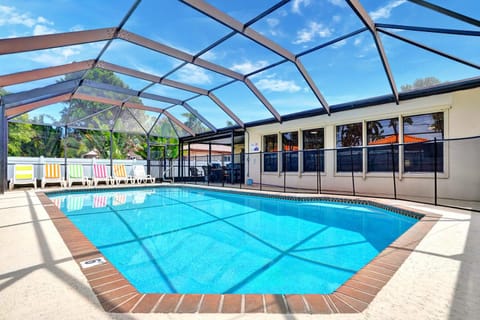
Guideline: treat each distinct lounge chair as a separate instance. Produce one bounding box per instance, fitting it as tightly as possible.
[9,164,36,190]
[132,165,155,183]
[189,167,202,177]
[41,163,66,188]
[112,164,133,185]
[92,164,113,186]
[67,164,89,187]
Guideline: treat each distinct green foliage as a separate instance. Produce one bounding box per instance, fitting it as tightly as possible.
[400,77,441,92]
[8,117,62,156]
[182,112,208,133]
[5,68,181,158]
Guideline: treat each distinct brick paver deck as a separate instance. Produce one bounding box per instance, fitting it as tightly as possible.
[37,189,439,314]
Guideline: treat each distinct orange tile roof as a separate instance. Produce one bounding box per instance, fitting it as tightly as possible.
[369,135,428,145]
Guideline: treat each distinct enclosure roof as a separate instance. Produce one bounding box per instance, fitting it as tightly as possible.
[0,0,479,139]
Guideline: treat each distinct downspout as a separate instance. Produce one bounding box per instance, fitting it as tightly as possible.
[146,133,151,175]
[64,125,68,179]
[0,100,7,194]
[109,129,114,177]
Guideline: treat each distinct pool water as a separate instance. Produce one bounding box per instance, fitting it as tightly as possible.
[49,187,417,294]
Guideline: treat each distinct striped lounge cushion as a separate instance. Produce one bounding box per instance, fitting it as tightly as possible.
[45,164,61,179]
[113,164,127,177]
[15,165,34,180]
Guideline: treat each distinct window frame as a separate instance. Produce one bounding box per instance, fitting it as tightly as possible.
[402,111,445,174]
[281,131,298,172]
[302,128,325,173]
[335,122,363,173]
[263,133,278,172]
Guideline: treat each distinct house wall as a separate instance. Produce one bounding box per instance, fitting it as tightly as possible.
[245,87,480,203]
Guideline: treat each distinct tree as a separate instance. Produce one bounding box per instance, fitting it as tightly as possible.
[182,112,208,133]
[59,68,157,159]
[400,77,441,92]
[338,123,362,147]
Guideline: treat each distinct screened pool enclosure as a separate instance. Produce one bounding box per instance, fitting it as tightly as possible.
[1,1,479,209]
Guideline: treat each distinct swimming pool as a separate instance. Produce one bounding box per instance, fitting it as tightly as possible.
[49,187,417,294]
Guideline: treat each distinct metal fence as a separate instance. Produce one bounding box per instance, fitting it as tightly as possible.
[6,136,479,212]
[171,136,480,212]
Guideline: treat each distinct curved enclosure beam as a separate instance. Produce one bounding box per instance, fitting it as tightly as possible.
[378,29,480,70]
[0,28,117,55]
[0,60,95,87]
[244,78,282,122]
[180,0,329,115]
[208,92,244,128]
[163,110,195,137]
[182,102,217,133]
[346,0,399,104]
[117,30,244,81]
[408,0,480,27]
[6,93,71,118]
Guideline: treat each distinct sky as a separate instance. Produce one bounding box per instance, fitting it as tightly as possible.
[0,0,479,129]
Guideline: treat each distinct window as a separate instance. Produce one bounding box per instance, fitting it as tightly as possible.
[336,123,362,172]
[403,112,444,172]
[303,128,324,172]
[263,134,277,172]
[367,118,399,172]
[282,132,298,172]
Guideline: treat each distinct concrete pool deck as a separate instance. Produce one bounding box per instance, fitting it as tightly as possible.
[1,185,479,319]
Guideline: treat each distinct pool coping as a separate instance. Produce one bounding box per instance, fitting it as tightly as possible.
[37,185,440,314]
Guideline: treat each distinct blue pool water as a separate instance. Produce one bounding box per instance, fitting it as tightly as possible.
[49,187,417,294]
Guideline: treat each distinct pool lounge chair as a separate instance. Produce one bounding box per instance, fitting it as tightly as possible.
[9,164,37,190]
[41,163,66,188]
[67,164,89,187]
[112,164,133,185]
[132,165,155,183]
[92,164,113,186]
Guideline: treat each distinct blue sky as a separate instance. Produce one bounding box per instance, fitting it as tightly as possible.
[1,0,479,129]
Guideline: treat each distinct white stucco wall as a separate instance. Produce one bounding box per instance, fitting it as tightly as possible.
[245,87,480,203]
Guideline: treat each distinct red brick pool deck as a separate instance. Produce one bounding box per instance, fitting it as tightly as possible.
[37,191,440,314]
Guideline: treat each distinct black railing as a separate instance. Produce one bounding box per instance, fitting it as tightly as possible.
[172,136,480,213]
[6,136,479,213]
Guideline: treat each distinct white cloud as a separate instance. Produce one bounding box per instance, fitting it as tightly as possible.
[200,50,217,61]
[294,21,332,44]
[0,5,56,36]
[370,0,406,21]
[332,15,342,23]
[255,77,301,93]
[292,0,311,14]
[37,16,52,25]
[30,47,81,65]
[70,24,84,32]
[265,17,283,37]
[267,18,279,28]
[230,60,269,74]
[0,5,36,27]
[175,64,211,85]
[33,24,57,35]
[328,0,347,8]
[354,37,363,46]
